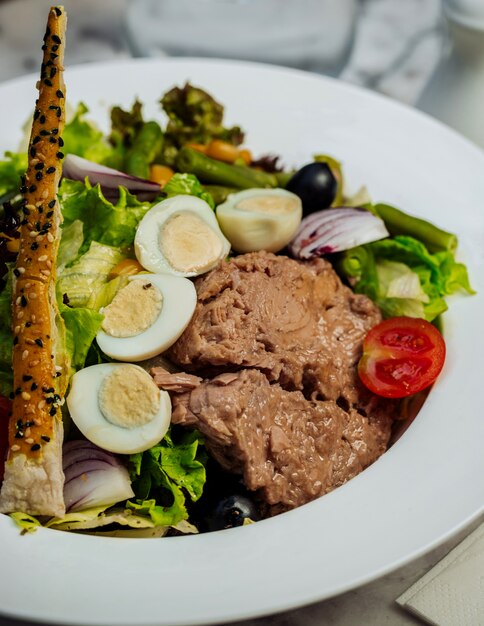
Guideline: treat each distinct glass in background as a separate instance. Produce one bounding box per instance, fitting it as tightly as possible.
[125,0,359,76]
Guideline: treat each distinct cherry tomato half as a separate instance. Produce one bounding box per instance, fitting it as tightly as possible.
[358,317,446,399]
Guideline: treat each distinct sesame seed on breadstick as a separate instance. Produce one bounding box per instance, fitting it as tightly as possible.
[0,6,67,517]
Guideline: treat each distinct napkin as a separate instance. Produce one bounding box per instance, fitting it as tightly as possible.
[397,522,484,626]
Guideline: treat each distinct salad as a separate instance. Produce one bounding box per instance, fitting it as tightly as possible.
[0,8,474,537]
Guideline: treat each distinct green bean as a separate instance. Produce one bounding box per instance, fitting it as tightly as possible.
[125,121,164,179]
[202,185,238,205]
[374,203,457,253]
[176,147,279,189]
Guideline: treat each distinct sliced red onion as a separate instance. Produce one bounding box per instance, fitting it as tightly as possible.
[62,154,161,202]
[63,440,134,513]
[289,207,389,259]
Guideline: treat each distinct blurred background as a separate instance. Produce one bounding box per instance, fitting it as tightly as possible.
[0,0,483,146]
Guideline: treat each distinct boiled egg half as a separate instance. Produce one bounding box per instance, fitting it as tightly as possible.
[216,188,302,253]
[96,273,196,362]
[67,363,171,454]
[135,195,230,277]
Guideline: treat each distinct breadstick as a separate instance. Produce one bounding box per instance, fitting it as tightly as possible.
[0,6,67,517]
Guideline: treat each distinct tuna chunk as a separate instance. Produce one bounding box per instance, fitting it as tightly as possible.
[171,369,393,511]
[169,251,381,407]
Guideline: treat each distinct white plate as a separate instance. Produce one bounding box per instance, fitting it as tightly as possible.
[0,58,483,626]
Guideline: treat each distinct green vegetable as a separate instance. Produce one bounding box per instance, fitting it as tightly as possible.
[202,185,237,205]
[109,100,144,151]
[124,121,164,179]
[177,147,278,189]
[339,235,474,321]
[374,203,457,253]
[57,241,126,308]
[128,429,207,527]
[60,304,104,374]
[59,178,152,253]
[160,83,243,166]
[57,219,84,270]
[0,151,27,200]
[9,512,41,534]
[164,173,215,209]
[63,103,117,167]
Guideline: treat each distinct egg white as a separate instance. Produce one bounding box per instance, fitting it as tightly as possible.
[96,273,196,362]
[135,195,230,277]
[67,363,171,454]
[216,188,302,253]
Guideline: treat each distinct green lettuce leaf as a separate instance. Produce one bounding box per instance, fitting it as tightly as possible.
[57,219,84,270]
[339,235,474,321]
[57,240,126,309]
[63,103,119,167]
[60,304,104,373]
[163,173,215,209]
[9,512,41,534]
[59,178,152,253]
[0,151,27,199]
[128,429,207,527]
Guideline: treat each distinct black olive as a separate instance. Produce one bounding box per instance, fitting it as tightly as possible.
[206,494,260,532]
[286,162,337,216]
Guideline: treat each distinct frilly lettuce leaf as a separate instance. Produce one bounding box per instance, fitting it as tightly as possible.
[128,429,207,527]
[57,240,126,309]
[59,178,152,253]
[57,219,84,271]
[60,304,104,374]
[339,235,474,321]
[163,173,215,209]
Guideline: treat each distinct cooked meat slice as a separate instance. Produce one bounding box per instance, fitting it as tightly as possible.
[169,251,381,406]
[171,369,393,510]
[150,367,202,392]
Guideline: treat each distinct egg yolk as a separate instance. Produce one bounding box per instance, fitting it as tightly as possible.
[101,280,163,338]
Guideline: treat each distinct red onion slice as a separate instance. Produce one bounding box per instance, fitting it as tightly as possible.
[62,154,161,202]
[62,440,134,513]
[289,207,389,259]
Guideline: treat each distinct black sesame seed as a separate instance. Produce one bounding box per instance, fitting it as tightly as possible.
[54,7,62,16]
[46,210,54,218]
[20,295,27,307]
[25,322,32,328]
[48,199,56,208]
[56,108,62,118]
[25,421,35,428]
[50,53,58,60]
[15,432,24,439]
[13,269,20,277]
[31,443,41,452]
[49,407,57,416]
[23,375,33,382]
[46,397,54,404]
[38,206,43,214]
[13,336,19,346]
[56,152,64,159]
[34,162,44,170]
[56,90,64,98]
[55,372,61,378]
[35,172,43,181]
[50,67,57,79]
[49,137,57,144]
[46,166,55,174]
[30,382,38,391]
[44,79,53,87]
[46,60,53,67]
[8,392,14,400]
[42,387,55,393]
[42,222,52,231]
[52,45,59,53]
[39,114,46,124]
[20,186,27,194]
[53,394,61,403]
[35,221,41,230]
[41,44,47,51]
[34,338,44,348]
[46,26,51,36]
[39,129,50,136]
[52,34,61,44]
[30,147,37,158]
[32,136,41,145]
[30,242,39,251]
[28,184,37,193]
[41,435,51,442]
[52,128,59,135]
[33,110,40,120]
[15,388,21,396]
[58,137,64,147]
